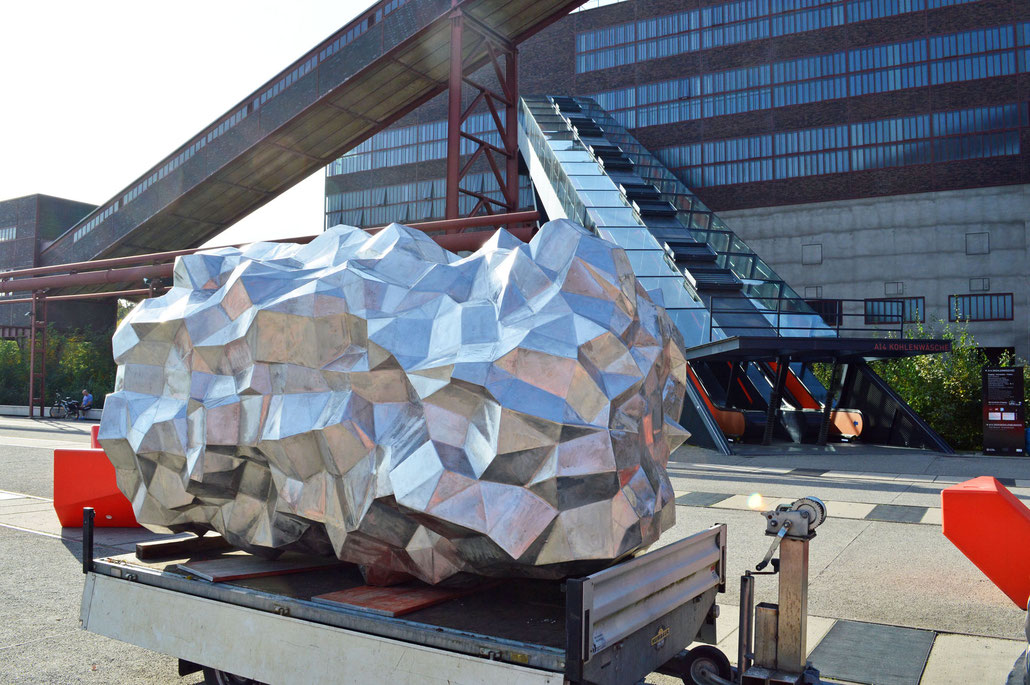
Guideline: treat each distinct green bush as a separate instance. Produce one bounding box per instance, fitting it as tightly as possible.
[815,320,1028,451]
[0,327,116,408]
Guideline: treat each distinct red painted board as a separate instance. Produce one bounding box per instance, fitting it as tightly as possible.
[177,553,344,582]
[313,583,488,617]
[90,424,100,449]
[53,447,139,527]
[942,476,1030,609]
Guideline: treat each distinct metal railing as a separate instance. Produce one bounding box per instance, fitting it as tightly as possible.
[706,296,908,343]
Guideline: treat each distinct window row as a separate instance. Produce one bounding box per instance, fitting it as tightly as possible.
[592,24,1030,129]
[328,111,506,177]
[811,295,1016,326]
[72,203,118,244]
[864,297,924,324]
[655,102,1026,186]
[950,294,1014,321]
[0,227,15,243]
[575,0,982,72]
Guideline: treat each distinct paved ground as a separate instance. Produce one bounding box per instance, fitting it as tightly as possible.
[0,415,1027,684]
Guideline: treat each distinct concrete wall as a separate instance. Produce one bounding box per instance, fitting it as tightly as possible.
[720,184,1030,358]
[0,405,101,420]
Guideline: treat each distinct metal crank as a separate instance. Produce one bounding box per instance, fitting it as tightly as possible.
[736,497,827,685]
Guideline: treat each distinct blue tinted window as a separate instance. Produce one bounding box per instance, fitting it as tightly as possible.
[655,101,1023,187]
[949,294,1013,321]
[930,52,1017,83]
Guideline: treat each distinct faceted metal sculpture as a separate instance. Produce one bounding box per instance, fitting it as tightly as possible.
[99,219,689,584]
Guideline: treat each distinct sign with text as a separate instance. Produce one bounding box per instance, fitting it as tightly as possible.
[982,367,1025,456]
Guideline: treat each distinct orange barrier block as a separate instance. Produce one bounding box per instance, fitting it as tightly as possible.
[90,424,100,449]
[942,476,1030,609]
[53,448,139,527]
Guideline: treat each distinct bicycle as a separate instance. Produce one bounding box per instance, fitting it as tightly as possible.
[49,395,80,420]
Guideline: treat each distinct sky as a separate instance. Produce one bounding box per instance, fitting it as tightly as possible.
[1,1,368,247]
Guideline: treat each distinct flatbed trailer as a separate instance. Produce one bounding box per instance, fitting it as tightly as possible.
[80,519,729,685]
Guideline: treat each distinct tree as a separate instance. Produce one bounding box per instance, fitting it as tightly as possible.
[867,320,1027,451]
[0,327,116,408]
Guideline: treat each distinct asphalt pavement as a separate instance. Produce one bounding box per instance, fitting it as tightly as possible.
[0,416,200,684]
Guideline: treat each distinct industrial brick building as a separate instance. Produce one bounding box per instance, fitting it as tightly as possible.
[325,0,1030,357]
[0,194,114,333]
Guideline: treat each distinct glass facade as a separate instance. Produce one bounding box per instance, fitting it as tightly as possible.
[328,111,505,177]
[0,227,16,243]
[656,102,1026,186]
[575,0,982,73]
[326,172,533,227]
[520,95,835,347]
[591,24,1030,130]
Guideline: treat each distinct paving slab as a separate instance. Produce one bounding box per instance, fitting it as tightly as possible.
[866,503,929,523]
[919,633,1025,684]
[920,508,943,526]
[0,498,56,514]
[808,520,1026,639]
[821,500,878,520]
[675,491,733,507]
[809,620,935,685]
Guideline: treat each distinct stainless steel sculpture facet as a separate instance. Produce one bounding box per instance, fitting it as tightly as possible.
[99,219,689,584]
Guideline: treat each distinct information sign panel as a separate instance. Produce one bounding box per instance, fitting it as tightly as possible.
[982,367,1025,456]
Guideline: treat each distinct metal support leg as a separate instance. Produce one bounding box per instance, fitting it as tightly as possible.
[726,362,740,407]
[444,9,519,225]
[776,538,810,673]
[28,291,47,418]
[817,360,841,446]
[738,572,755,682]
[762,356,790,446]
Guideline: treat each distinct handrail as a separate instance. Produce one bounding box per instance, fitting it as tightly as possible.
[705,295,907,343]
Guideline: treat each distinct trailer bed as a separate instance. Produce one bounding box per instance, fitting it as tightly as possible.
[81,524,727,684]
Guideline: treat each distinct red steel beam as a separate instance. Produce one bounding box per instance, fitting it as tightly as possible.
[1,288,159,305]
[434,226,533,252]
[1,212,539,294]
[365,210,538,234]
[2,264,175,294]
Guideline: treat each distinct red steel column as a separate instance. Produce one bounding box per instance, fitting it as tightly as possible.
[445,11,464,221]
[27,292,47,418]
[504,47,520,226]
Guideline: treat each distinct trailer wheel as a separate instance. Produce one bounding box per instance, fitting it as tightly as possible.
[202,667,265,685]
[675,645,732,685]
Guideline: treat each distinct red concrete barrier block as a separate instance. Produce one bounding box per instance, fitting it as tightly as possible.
[90,424,100,449]
[942,476,1030,609]
[53,448,139,527]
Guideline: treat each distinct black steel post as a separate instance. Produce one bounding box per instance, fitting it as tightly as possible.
[726,362,739,407]
[762,356,790,446]
[817,360,842,445]
[82,507,95,574]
